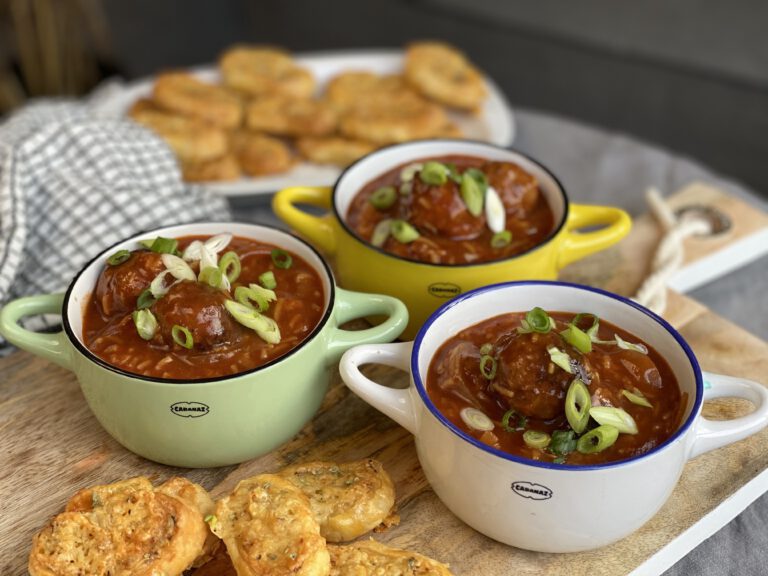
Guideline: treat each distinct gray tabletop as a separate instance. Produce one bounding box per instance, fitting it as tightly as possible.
[229,107,767,575]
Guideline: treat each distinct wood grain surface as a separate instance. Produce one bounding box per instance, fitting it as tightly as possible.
[1,183,766,575]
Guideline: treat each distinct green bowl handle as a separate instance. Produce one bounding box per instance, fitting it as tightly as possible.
[326,287,409,364]
[0,293,72,370]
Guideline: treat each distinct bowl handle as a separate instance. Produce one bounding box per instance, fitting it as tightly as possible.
[272,186,338,256]
[558,204,632,269]
[0,293,72,370]
[326,288,409,364]
[339,341,417,434]
[688,371,768,459]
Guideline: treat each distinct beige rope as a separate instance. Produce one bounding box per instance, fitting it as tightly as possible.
[632,188,713,314]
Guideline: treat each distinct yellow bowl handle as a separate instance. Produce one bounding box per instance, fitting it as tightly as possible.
[272,186,337,256]
[558,204,632,269]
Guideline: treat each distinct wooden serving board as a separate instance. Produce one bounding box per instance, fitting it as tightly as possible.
[1,183,766,576]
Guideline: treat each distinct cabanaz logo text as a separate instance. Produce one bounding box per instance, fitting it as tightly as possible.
[428,283,461,299]
[511,481,553,500]
[170,402,210,418]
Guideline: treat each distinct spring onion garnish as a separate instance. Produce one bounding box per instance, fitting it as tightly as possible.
[549,430,577,457]
[400,162,423,183]
[419,161,449,185]
[460,407,494,431]
[547,346,574,374]
[259,270,276,290]
[490,230,512,249]
[399,182,412,196]
[479,354,497,380]
[147,237,179,255]
[369,186,397,210]
[271,249,293,269]
[199,266,224,289]
[106,250,131,266]
[371,219,392,248]
[576,425,619,454]
[445,163,462,184]
[484,186,505,233]
[589,406,639,435]
[459,169,486,217]
[161,254,196,281]
[502,409,527,432]
[390,220,420,243]
[132,309,157,340]
[560,323,592,354]
[523,430,551,450]
[171,325,194,349]
[182,234,232,261]
[224,300,281,344]
[622,388,653,408]
[517,307,555,334]
[615,334,649,354]
[479,343,493,356]
[565,379,591,434]
[136,289,156,310]
[204,514,218,529]
[218,251,241,283]
[235,284,276,312]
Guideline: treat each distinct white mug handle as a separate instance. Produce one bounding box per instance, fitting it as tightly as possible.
[339,341,418,434]
[689,371,768,459]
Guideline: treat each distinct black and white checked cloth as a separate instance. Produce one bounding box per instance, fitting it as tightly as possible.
[0,98,231,347]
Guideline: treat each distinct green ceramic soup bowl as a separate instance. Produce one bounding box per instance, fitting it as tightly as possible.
[0,222,408,468]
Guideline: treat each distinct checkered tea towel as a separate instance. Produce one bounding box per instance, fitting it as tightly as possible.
[0,97,232,349]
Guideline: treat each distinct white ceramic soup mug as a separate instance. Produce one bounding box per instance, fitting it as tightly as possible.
[339,281,768,552]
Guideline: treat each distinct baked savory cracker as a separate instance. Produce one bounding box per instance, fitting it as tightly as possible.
[404,41,487,111]
[279,459,397,542]
[182,154,241,182]
[212,473,329,576]
[153,71,244,129]
[328,540,453,576]
[296,136,375,167]
[229,130,294,176]
[219,45,316,99]
[245,95,337,137]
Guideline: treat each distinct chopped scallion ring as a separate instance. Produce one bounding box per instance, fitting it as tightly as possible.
[565,379,591,433]
[518,307,556,335]
[460,407,494,431]
[576,425,619,454]
[479,342,493,356]
[484,186,505,233]
[161,254,196,281]
[149,237,178,255]
[399,162,423,182]
[171,325,194,349]
[224,300,281,344]
[199,266,224,289]
[523,430,551,450]
[589,406,639,434]
[622,388,653,408]
[459,171,485,217]
[136,289,156,310]
[106,250,131,266]
[615,334,649,354]
[132,309,157,340]
[235,284,276,312]
[271,249,293,269]
[369,186,397,210]
[390,220,419,243]
[259,270,276,290]
[502,409,526,432]
[547,346,574,374]
[479,354,497,380]
[371,219,392,248]
[445,162,462,184]
[419,161,449,185]
[399,182,413,196]
[490,230,512,249]
[218,251,241,283]
[560,323,593,354]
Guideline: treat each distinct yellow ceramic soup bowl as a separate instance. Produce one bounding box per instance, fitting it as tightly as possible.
[273,140,631,339]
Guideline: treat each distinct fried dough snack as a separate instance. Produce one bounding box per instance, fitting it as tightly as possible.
[182,154,241,182]
[129,100,228,162]
[405,42,487,111]
[279,459,397,542]
[30,477,210,576]
[296,136,375,167]
[212,473,329,576]
[246,96,337,137]
[329,540,453,576]
[229,130,294,176]
[220,46,316,99]
[153,72,244,128]
[324,72,412,113]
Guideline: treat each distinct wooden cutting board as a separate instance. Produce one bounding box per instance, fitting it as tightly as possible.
[1,183,766,576]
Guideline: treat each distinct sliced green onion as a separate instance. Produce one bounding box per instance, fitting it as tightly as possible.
[204,514,218,529]
[224,300,281,344]
[171,325,194,349]
[577,425,619,454]
[106,250,131,266]
[199,266,224,289]
[271,249,293,269]
[218,251,241,283]
[460,407,494,431]
[565,379,591,433]
[390,220,419,243]
[517,307,555,334]
[615,333,649,354]
[235,284,276,312]
[490,230,512,248]
[560,323,593,354]
[419,161,448,185]
[369,186,397,210]
[547,346,574,374]
[259,270,276,290]
[589,406,638,435]
[445,162,462,184]
[138,239,155,250]
[148,237,178,255]
[501,409,526,432]
[132,309,157,340]
[479,354,497,380]
[161,254,196,281]
[399,182,412,196]
[181,234,232,261]
[136,289,156,310]
[459,171,485,217]
[622,388,653,408]
[523,430,551,450]
[479,343,493,355]
[549,430,577,457]
[400,162,423,182]
[371,219,392,248]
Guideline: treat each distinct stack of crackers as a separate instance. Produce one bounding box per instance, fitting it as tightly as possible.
[128,41,489,183]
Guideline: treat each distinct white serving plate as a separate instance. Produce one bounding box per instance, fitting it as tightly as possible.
[94,49,516,197]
